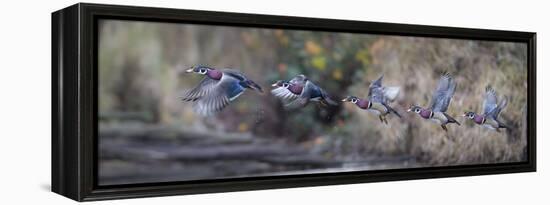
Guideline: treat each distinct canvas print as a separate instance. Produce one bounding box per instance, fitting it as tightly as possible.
[98,19,528,185]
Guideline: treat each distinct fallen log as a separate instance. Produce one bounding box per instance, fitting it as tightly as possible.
[100,137,341,166]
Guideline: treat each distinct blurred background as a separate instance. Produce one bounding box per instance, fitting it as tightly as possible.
[98,19,528,185]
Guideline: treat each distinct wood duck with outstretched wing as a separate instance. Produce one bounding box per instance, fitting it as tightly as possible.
[182,66,263,116]
[271,74,337,109]
[407,73,460,131]
[342,74,401,124]
[463,85,509,131]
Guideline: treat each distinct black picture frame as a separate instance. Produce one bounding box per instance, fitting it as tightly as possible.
[52,3,536,201]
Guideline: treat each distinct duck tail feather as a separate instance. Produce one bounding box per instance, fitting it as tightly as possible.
[385,104,401,118]
[323,96,339,106]
[443,113,460,125]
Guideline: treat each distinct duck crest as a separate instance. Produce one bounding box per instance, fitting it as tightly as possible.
[206,69,223,80]
[419,109,432,119]
[356,99,370,109]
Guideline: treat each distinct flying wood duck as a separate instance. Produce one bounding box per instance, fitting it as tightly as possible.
[407,73,460,131]
[463,86,509,131]
[181,66,263,116]
[271,74,338,108]
[342,75,401,124]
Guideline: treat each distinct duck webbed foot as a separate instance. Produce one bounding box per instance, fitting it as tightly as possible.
[440,124,448,132]
[378,115,388,124]
[318,100,327,107]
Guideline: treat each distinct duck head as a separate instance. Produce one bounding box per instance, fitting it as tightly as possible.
[290,74,308,84]
[342,96,371,109]
[407,105,422,113]
[463,111,476,119]
[342,96,359,103]
[408,105,433,119]
[463,111,486,124]
[186,65,213,75]
[271,80,291,88]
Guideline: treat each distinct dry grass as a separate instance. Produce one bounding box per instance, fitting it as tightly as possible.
[340,36,527,165]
